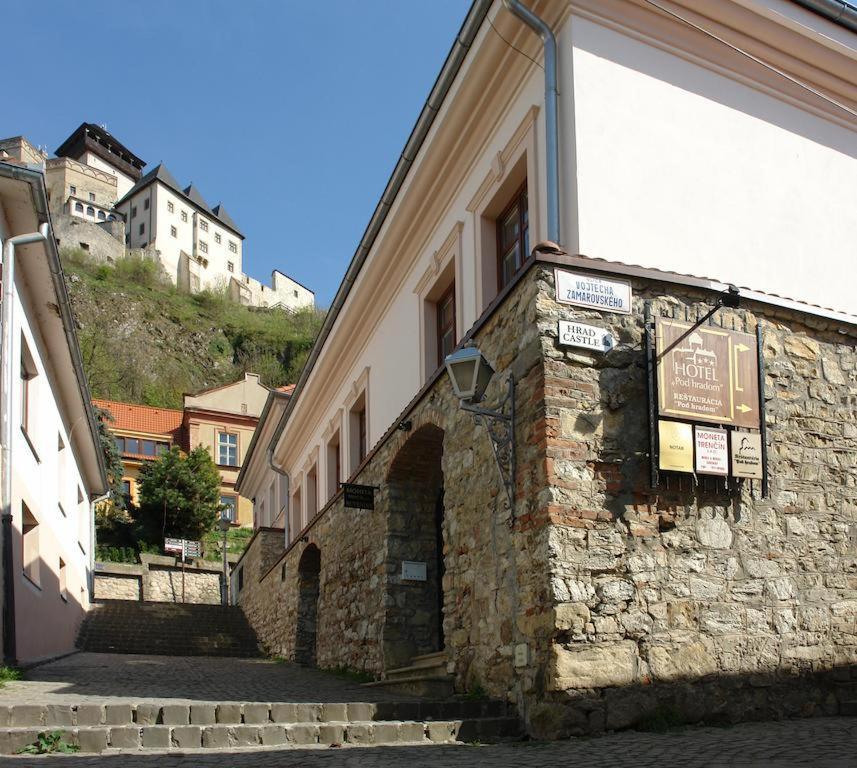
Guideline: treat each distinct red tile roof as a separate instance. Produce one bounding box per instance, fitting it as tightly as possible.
[93,399,184,438]
[276,384,296,394]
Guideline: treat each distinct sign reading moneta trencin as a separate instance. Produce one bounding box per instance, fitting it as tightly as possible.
[656,318,759,429]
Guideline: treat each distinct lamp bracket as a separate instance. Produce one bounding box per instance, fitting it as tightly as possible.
[461,374,516,517]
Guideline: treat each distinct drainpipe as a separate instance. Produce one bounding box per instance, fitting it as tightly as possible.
[1,223,50,665]
[268,445,289,547]
[793,0,857,33]
[502,0,561,245]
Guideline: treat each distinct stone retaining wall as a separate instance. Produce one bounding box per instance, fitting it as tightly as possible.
[95,557,223,605]
[235,262,857,736]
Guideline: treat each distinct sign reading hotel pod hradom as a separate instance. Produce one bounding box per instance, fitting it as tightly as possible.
[555,269,632,314]
[656,318,760,429]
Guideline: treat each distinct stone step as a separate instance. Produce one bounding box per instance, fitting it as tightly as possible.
[385,662,447,680]
[0,699,512,728]
[410,651,448,665]
[76,601,262,658]
[363,675,455,698]
[0,717,521,753]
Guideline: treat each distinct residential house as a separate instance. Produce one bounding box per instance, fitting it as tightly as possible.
[91,400,183,507]
[0,160,108,665]
[233,0,857,737]
[183,373,270,527]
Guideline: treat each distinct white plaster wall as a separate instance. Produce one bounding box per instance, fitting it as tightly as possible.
[278,62,548,500]
[80,151,135,200]
[1,229,93,664]
[568,16,857,316]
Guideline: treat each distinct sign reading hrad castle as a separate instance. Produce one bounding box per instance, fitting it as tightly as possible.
[656,318,760,429]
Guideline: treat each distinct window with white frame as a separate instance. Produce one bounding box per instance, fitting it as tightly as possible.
[217,432,238,466]
[220,494,237,522]
[214,232,221,244]
[170,226,177,237]
[199,219,208,232]
[167,201,174,213]
[306,464,318,519]
[69,185,76,196]
[181,210,188,222]
[199,240,208,254]
[20,336,37,437]
[229,240,237,253]
[348,391,367,474]
[326,429,341,500]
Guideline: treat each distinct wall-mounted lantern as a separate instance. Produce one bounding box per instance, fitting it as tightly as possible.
[444,346,516,515]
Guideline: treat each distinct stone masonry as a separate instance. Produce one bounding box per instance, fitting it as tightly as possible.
[236,261,856,737]
[95,556,222,605]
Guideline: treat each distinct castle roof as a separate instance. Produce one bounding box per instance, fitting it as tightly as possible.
[116,163,244,238]
[55,122,145,180]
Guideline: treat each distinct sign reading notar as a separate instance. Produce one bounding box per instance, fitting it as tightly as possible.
[656,318,759,429]
[555,269,632,314]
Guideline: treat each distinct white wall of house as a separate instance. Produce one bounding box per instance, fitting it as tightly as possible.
[566,11,857,317]
[0,213,95,665]
[271,0,856,507]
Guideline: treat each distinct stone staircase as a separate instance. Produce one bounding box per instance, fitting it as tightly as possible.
[363,651,455,698]
[76,600,262,658]
[0,698,521,754]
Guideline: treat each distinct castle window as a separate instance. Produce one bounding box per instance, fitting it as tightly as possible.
[199,219,208,232]
[69,185,76,196]
[171,226,177,237]
[227,261,234,273]
[89,192,95,202]
[97,210,106,220]
[181,210,188,222]
[199,240,208,254]
[167,201,174,213]
[139,223,145,236]
[144,198,150,210]
[497,184,528,291]
[229,241,237,253]
[131,206,137,218]
[214,232,221,244]
[74,202,83,213]
[86,206,95,216]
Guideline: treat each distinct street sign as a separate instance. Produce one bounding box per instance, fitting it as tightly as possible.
[343,483,376,510]
[164,538,183,555]
[656,318,759,429]
[695,427,729,476]
[183,540,202,558]
[731,432,763,479]
[658,420,693,473]
[557,320,615,353]
[555,269,632,314]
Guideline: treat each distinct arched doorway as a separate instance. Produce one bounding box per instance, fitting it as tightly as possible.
[383,424,445,669]
[295,544,321,666]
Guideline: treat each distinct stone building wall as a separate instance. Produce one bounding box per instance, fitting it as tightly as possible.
[94,559,222,605]
[53,214,125,264]
[530,265,857,736]
[235,261,856,736]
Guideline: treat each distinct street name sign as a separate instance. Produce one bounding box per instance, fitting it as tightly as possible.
[558,320,615,353]
[555,269,632,314]
[656,318,759,429]
[695,427,729,475]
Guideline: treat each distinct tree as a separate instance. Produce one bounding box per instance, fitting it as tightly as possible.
[92,405,127,512]
[136,446,223,543]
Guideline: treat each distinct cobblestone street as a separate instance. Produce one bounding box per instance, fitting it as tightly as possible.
[1,716,854,766]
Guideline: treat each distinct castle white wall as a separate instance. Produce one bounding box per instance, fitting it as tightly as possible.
[79,151,135,200]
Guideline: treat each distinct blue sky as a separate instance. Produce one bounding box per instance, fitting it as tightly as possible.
[4,0,471,306]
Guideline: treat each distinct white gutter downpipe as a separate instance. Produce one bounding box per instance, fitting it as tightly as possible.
[267,446,289,548]
[1,223,49,664]
[503,0,561,246]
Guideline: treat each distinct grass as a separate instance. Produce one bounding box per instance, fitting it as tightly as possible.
[322,665,375,685]
[61,248,325,409]
[202,527,254,562]
[17,731,80,754]
[0,666,20,688]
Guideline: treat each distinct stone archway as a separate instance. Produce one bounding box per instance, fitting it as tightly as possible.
[295,544,321,666]
[383,424,445,669]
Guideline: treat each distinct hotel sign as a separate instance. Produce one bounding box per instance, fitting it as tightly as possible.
[555,269,632,314]
[656,318,759,429]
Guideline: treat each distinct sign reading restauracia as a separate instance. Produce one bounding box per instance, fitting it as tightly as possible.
[656,318,760,429]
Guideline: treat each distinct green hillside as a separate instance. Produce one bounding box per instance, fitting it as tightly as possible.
[62,248,324,409]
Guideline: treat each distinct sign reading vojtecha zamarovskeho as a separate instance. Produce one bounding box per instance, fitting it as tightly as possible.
[555,269,632,314]
[558,320,615,353]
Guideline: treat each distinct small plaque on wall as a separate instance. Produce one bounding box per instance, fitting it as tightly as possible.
[401,561,427,582]
[695,427,729,476]
[731,432,763,479]
[658,420,693,473]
